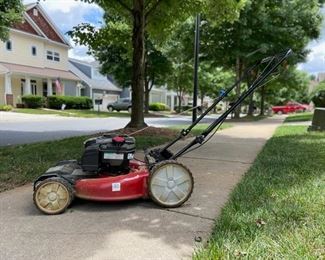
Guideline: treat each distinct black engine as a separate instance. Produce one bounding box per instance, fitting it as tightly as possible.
[80,134,136,174]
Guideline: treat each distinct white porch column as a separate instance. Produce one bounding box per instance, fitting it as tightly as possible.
[47,78,53,96]
[171,94,175,111]
[24,76,31,95]
[4,73,12,95]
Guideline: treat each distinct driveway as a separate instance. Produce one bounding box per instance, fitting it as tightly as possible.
[0,117,284,260]
[0,112,218,146]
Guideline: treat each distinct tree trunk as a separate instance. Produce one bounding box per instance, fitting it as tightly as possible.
[247,93,254,116]
[247,69,257,117]
[126,0,147,128]
[234,57,242,119]
[200,93,204,108]
[178,94,182,112]
[144,79,150,114]
[260,85,265,116]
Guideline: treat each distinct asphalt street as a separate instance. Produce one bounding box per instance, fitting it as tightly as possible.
[0,112,218,146]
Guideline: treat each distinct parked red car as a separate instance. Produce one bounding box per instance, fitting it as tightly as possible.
[272,101,309,114]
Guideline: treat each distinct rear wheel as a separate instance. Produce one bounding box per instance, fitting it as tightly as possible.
[277,110,283,115]
[127,107,132,113]
[149,160,194,208]
[33,177,74,215]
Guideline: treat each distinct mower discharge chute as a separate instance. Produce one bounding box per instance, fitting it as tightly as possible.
[33,49,292,214]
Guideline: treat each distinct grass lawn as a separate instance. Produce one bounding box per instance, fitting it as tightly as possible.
[169,123,232,136]
[13,108,131,118]
[0,134,174,192]
[194,125,325,259]
[285,112,313,123]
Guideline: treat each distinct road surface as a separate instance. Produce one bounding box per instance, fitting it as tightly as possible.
[0,112,218,146]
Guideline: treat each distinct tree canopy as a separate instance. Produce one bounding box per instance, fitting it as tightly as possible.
[71,0,245,127]
[199,0,323,116]
[0,0,24,41]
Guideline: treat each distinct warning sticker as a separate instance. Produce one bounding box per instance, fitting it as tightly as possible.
[112,183,121,192]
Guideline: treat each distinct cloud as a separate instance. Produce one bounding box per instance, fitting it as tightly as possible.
[298,40,325,75]
[68,38,94,62]
[298,7,325,75]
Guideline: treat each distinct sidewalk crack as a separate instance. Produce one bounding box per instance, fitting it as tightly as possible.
[164,208,215,221]
[182,156,253,165]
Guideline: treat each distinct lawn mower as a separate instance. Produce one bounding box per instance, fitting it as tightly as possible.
[33,49,292,214]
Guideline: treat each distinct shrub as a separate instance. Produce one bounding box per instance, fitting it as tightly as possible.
[310,82,325,108]
[149,102,170,111]
[47,96,93,109]
[22,95,45,108]
[0,105,13,111]
[313,91,325,107]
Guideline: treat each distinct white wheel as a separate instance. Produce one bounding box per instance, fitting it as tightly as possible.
[277,110,283,115]
[108,106,113,112]
[149,160,194,208]
[33,177,74,215]
[127,107,132,113]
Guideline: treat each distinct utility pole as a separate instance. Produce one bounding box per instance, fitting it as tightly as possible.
[192,14,200,123]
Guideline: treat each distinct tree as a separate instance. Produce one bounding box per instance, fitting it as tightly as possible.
[200,0,324,117]
[0,0,24,41]
[144,40,172,113]
[71,0,245,128]
[199,63,234,107]
[70,22,172,114]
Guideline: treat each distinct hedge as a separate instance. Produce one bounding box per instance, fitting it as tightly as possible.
[149,102,170,111]
[22,95,45,108]
[47,95,93,109]
[0,105,13,111]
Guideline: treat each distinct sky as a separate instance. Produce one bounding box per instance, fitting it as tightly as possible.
[24,0,325,75]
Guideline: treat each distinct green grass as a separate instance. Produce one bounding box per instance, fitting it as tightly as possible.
[194,125,325,259]
[0,134,173,192]
[13,108,131,118]
[285,112,313,123]
[169,123,232,136]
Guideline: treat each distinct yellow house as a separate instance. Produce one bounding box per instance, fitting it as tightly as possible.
[0,3,80,106]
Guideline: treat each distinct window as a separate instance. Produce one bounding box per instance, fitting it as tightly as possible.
[32,46,37,56]
[31,80,37,95]
[47,50,53,60]
[46,50,60,62]
[6,40,12,51]
[21,79,25,96]
[52,84,56,95]
[33,8,38,16]
[54,52,60,61]
[42,82,48,97]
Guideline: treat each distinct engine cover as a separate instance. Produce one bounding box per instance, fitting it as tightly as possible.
[81,134,136,173]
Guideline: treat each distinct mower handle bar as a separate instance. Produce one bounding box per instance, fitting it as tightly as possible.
[147,49,292,163]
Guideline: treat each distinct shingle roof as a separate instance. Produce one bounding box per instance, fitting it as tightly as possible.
[0,62,79,81]
[68,59,121,92]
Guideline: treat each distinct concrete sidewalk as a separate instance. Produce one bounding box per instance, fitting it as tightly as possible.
[0,116,284,260]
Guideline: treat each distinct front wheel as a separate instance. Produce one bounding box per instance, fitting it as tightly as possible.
[33,177,74,215]
[149,160,194,208]
[127,107,132,113]
[277,110,283,115]
[107,106,113,112]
